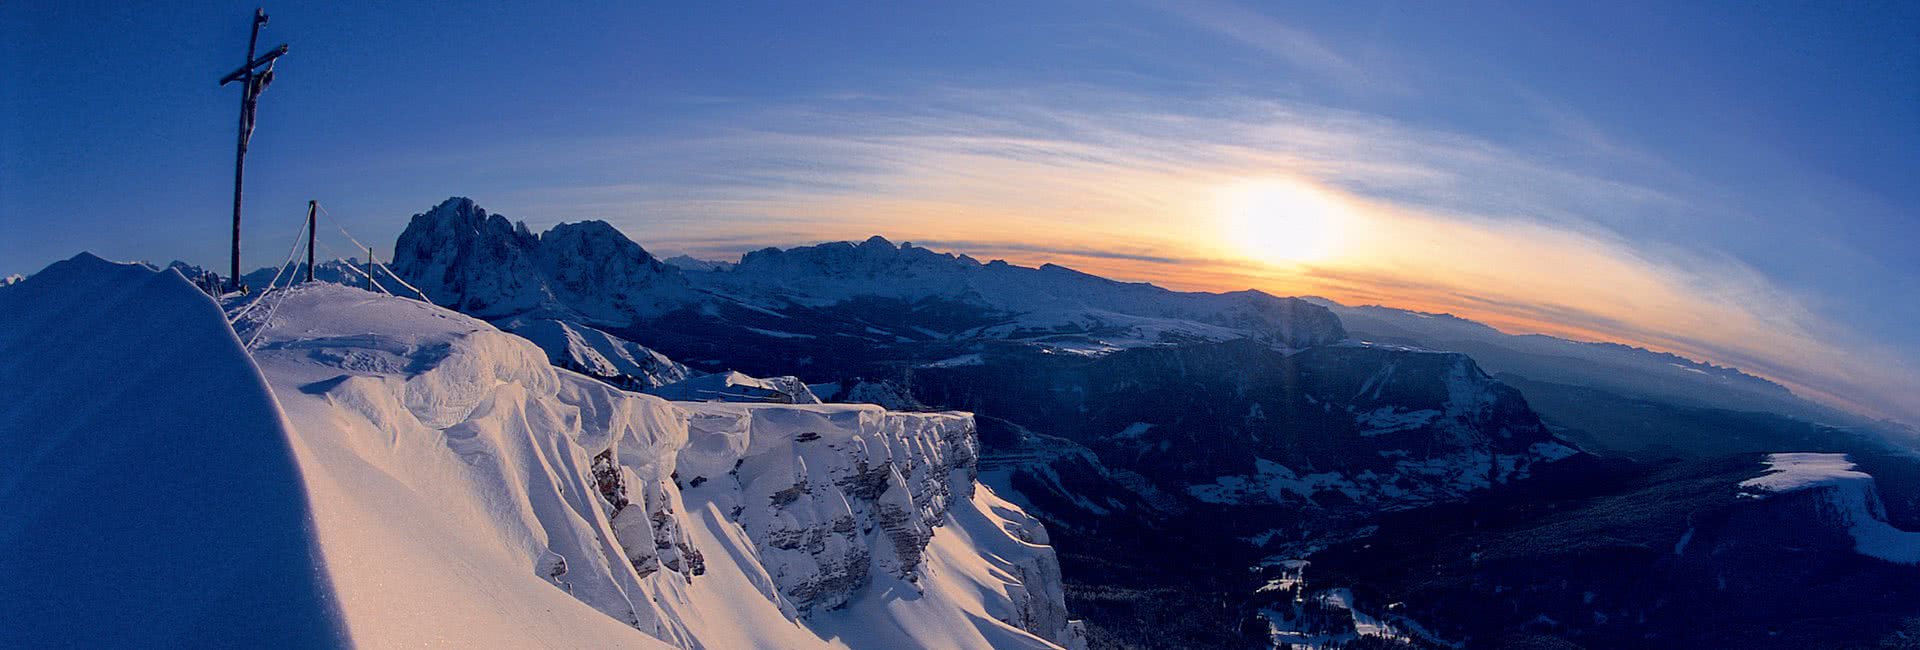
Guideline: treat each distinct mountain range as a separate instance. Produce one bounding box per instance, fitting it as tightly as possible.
[372,196,1920,649]
[14,196,1919,649]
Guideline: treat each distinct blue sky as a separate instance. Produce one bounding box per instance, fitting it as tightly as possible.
[3,1,1916,424]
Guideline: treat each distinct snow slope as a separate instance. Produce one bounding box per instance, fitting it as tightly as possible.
[504,317,697,390]
[648,371,823,404]
[1739,452,1920,564]
[0,253,348,648]
[235,282,1081,648]
[4,254,1080,648]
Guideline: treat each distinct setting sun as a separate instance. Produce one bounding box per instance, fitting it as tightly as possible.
[8,3,1918,647]
[1218,179,1348,264]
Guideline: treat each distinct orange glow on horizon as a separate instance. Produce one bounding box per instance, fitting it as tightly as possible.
[643,166,1909,426]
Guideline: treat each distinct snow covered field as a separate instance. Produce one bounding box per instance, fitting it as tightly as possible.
[1,255,1082,649]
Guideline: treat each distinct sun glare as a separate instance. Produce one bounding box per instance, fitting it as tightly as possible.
[1218,179,1347,264]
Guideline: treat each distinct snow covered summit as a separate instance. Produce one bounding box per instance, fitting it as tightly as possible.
[3,254,1083,649]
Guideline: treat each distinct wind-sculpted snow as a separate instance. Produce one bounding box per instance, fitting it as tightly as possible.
[232,282,1081,648]
[0,254,348,648]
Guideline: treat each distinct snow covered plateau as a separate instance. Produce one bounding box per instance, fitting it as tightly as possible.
[1739,452,1920,564]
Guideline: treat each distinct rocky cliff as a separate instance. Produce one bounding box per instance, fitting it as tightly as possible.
[230,280,1082,648]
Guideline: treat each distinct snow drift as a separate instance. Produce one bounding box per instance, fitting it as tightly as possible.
[2,255,1081,649]
[0,253,347,648]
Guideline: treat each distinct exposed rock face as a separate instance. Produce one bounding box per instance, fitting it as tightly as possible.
[678,406,981,612]
[390,197,697,322]
[536,221,694,323]
[389,197,551,317]
[234,282,1080,649]
[1738,452,1920,564]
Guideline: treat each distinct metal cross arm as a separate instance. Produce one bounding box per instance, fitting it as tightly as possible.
[219,44,289,86]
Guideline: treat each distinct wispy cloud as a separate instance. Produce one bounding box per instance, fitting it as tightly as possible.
[1140,0,1382,91]
[368,83,1918,428]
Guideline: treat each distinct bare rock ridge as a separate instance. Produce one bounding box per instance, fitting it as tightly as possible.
[390,197,698,322]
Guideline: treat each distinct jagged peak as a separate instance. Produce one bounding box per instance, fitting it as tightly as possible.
[404,196,519,239]
[541,220,656,255]
[433,195,480,213]
[544,219,617,234]
[736,234,974,273]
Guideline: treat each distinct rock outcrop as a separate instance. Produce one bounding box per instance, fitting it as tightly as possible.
[389,197,698,322]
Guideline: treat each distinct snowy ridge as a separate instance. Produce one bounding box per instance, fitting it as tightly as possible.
[504,317,696,390]
[4,254,1081,648]
[0,254,347,647]
[699,236,1348,349]
[1739,452,1920,564]
[233,282,1081,648]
